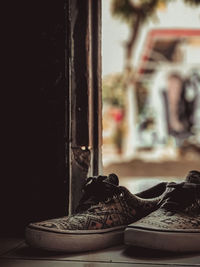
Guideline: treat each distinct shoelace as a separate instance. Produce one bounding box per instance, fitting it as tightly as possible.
[75,174,123,213]
[158,182,200,212]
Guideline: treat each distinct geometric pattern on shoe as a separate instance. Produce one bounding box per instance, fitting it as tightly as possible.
[131,181,200,232]
[26,174,167,252]
[124,170,200,252]
[28,183,165,232]
[128,207,200,233]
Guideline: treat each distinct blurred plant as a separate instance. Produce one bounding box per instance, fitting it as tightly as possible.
[113,123,124,154]
[111,0,200,70]
[102,73,126,153]
[102,73,126,107]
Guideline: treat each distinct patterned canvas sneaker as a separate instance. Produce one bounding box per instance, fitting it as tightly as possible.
[124,170,200,252]
[26,174,167,252]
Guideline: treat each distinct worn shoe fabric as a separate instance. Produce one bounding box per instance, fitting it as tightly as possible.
[26,174,167,252]
[124,170,200,252]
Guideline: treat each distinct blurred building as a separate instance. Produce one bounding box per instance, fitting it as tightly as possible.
[124,0,200,159]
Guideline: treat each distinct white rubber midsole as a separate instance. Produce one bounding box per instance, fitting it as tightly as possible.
[124,227,200,252]
[28,224,126,234]
[26,226,125,252]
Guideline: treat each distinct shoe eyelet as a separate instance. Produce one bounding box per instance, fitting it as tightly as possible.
[105,197,111,203]
[120,192,124,198]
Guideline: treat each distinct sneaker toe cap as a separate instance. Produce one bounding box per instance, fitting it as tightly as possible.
[128,208,200,233]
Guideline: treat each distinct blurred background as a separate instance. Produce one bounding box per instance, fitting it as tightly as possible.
[102,0,200,192]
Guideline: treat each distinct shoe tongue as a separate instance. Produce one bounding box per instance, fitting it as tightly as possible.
[185,170,200,184]
[104,173,119,186]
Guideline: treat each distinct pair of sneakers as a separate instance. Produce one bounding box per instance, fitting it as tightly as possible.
[26,170,200,253]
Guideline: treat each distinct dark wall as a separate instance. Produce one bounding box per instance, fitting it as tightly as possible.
[1,1,69,235]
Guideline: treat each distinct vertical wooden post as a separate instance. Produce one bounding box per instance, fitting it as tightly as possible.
[90,0,103,176]
[68,0,102,213]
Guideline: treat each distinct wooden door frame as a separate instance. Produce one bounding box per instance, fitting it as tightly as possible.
[67,0,102,213]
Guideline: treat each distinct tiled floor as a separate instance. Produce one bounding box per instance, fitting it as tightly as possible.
[1,238,200,267]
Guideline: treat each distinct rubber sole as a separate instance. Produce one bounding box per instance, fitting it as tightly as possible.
[25,226,125,252]
[124,227,200,252]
